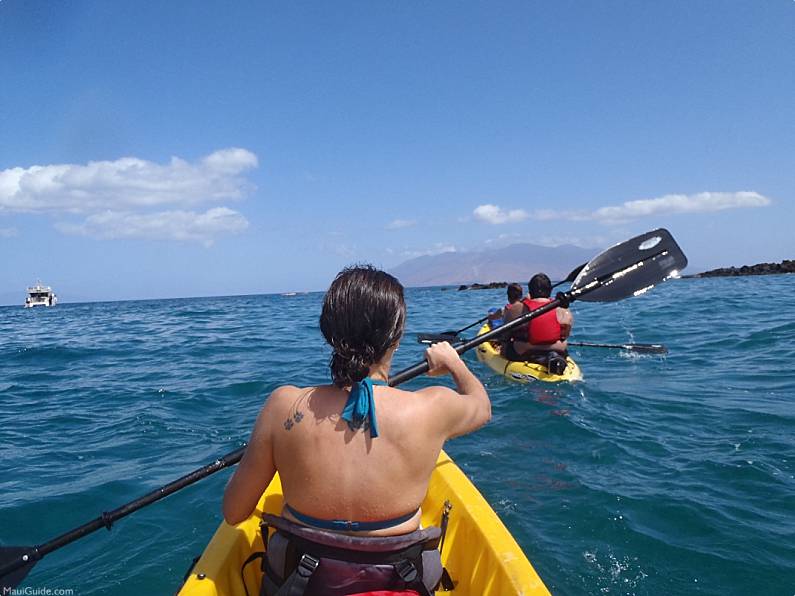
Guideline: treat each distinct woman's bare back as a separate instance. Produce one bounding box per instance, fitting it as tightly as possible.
[270,384,444,534]
[223,342,490,536]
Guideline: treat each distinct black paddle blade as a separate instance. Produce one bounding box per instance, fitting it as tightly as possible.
[571,228,687,302]
[0,547,36,591]
[416,332,461,344]
[624,343,668,354]
[568,341,668,354]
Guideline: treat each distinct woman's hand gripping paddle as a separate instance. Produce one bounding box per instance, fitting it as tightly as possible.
[0,228,686,591]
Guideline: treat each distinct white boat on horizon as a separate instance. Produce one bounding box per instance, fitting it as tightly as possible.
[25,282,58,308]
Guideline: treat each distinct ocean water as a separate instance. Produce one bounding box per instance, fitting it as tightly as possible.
[1,275,793,595]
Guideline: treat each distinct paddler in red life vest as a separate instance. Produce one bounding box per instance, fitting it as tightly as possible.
[503,273,574,366]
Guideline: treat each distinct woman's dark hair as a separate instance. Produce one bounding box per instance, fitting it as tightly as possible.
[320,265,406,387]
[528,273,552,298]
[507,283,523,303]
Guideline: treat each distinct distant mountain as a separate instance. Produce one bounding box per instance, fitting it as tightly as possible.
[389,243,597,287]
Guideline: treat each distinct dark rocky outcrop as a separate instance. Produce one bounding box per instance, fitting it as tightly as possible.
[687,260,795,278]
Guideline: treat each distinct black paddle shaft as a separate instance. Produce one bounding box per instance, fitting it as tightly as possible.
[0,447,246,583]
[452,315,489,335]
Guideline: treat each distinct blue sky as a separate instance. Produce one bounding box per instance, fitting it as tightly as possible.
[1,1,793,302]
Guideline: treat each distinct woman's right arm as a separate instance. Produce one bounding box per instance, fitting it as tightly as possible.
[421,342,491,439]
[222,389,283,525]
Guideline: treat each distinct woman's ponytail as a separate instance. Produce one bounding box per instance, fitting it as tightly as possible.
[320,266,405,387]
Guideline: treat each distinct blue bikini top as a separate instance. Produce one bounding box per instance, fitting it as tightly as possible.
[283,503,418,532]
[340,376,387,438]
[288,377,415,531]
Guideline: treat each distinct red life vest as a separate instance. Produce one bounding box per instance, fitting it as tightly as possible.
[521,297,562,344]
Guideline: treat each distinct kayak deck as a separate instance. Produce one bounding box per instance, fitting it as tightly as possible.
[475,325,583,383]
[179,450,550,595]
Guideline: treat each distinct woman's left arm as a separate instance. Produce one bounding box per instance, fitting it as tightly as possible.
[222,393,279,525]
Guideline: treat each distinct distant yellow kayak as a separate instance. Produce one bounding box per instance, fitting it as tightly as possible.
[179,450,550,595]
[475,324,583,383]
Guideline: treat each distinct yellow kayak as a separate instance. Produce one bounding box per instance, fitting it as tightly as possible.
[179,450,550,595]
[475,324,583,383]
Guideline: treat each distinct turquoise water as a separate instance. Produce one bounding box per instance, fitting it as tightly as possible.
[1,276,793,595]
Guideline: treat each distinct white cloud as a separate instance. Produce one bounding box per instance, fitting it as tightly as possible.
[400,243,457,258]
[529,208,593,222]
[484,232,521,245]
[590,191,770,223]
[385,218,416,230]
[200,148,258,174]
[0,148,258,214]
[474,192,770,226]
[0,148,258,245]
[483,231,608,250]
[0,227,18,238]
[55,207,249,246]
[528,209,558,221]
[473,204,529,225]
[527,234,609,249]
[332,244,358,258]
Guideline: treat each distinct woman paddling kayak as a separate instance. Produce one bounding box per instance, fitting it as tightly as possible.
[222,265,491,595]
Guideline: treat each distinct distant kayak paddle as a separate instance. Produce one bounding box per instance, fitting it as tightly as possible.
[567,341,668,354]
[418,335,667,355]
[421,315,490,344]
